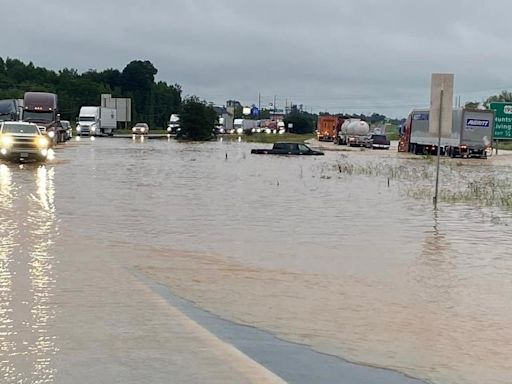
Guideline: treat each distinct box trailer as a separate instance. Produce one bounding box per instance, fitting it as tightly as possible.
[399,108,494,158]
[77,106,117,136]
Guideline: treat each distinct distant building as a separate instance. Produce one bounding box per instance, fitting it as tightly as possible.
[214,105,234,131]
[269,109,285,121]
[226,100,242,109]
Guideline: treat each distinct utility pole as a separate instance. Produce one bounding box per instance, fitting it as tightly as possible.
[258,92,261,112]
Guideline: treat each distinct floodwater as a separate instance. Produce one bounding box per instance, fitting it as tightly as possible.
[1,137,512,383]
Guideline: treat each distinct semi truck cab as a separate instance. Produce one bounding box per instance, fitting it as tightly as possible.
[22,92,63,144]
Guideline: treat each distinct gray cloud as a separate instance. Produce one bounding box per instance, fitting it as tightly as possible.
[2,0,512,117]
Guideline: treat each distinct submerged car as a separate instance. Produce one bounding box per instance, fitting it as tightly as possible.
[132,123,149,135]
[251,142,324,156]
[0,121,51,162]
[367,134,390,150]
[60,120,73,141]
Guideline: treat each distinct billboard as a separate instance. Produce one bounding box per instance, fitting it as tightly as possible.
[101,94,132,122]
[489,102,512,140]
[429,73,454,137]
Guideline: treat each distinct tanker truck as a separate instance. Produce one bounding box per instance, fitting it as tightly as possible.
[335,119,370,146]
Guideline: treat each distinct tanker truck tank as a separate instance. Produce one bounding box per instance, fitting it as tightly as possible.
[336,119,371,146]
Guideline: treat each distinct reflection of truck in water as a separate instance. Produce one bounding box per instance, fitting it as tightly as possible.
[22,92,65,144]
[76,106,117,136]
[317,116,342,141]
[0,99,23,121]
[335,119,370,146]
[399,108,494,158]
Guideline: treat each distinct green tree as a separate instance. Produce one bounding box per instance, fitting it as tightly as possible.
[153,81,181,128]
[284,109,315,134]
[486,90,512,104]
[465,101,480,109]
[0,57,184,127]
[121,60,158,124]
[177,96,217,141]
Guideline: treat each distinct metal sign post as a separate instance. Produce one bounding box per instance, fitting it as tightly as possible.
[434,90,443,209]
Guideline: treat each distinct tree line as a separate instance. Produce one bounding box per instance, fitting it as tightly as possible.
[0,56,411,139]
[0,57,181,128]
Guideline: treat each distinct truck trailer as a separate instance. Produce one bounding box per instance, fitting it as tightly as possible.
[233,119,257,134]
[76,106,117,136]
[0,99,23,122]
[398,108,493,158]
[317,116,342,141]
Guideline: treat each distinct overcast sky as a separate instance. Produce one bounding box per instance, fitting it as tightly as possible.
[2,0,512,117]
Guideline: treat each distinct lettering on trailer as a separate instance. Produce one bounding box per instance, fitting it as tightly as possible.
[412,113,429,121]
[465,119,490,129]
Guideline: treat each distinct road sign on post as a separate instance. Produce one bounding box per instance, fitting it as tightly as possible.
[430,74,454,137]
[489,102,512,140]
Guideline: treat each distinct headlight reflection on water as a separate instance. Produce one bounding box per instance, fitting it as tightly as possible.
[0,164,58,383]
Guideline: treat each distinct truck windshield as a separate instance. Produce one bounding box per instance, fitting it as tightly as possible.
[79,117,95,122]
[2,124,39,134]
[23,111,53,123]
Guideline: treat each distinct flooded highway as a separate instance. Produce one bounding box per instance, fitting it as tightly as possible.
[1,137,512,383]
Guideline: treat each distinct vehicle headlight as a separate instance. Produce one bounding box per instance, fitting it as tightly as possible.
[236,128,243,134]
[132,127,136,132]
[141,128,146,133]
[91,125,97,132]
[48,131,55,139]
[36,136,49,148]
[76,125,81,132]
[0,135,13,148]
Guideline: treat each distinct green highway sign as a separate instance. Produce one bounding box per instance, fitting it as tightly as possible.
[490,102,512,140]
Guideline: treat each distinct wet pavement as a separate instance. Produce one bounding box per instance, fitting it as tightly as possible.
[0,136,511,383]
[135,270,424,384]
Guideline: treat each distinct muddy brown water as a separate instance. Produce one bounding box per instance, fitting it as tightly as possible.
[1,137,512,383]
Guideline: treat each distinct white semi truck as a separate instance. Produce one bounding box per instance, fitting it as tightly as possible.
[76,106,117,136]
[233,119,257,134]
[399,108,494,158]
[167,114,180,133]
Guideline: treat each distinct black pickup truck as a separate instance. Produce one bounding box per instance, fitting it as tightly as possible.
[251,142,324,156]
